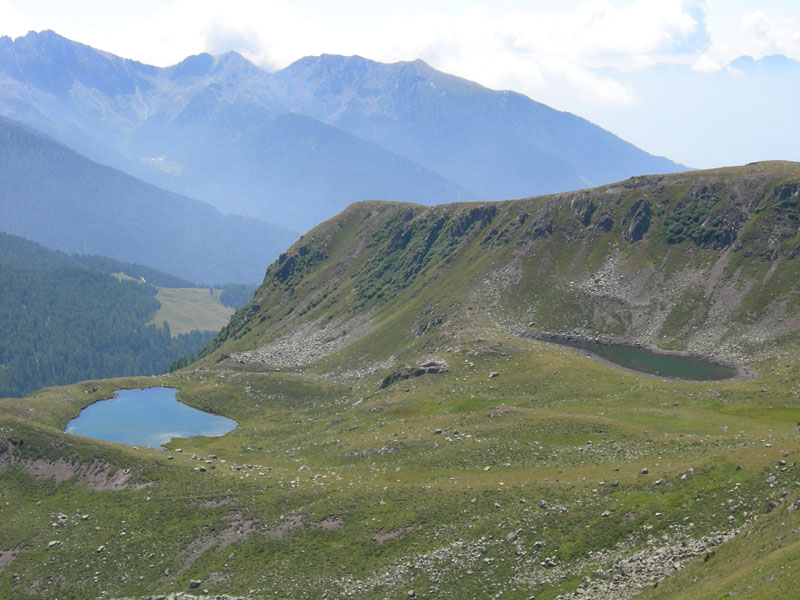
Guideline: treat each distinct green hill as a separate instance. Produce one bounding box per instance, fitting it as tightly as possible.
[1,163,799,599]
[206,161,800,365]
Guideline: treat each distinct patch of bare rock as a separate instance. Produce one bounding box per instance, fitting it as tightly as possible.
[0,443,147,490]
[228,313,376,369]
[554,529,742,600]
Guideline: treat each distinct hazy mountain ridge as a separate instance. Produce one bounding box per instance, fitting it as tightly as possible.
[1,30,685,230]
[0,115,296,283]
[268,54,683,199]
[0,31,476,230]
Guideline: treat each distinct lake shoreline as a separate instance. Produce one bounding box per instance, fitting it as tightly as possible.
[525,332,756,382]
[65,386,237,448]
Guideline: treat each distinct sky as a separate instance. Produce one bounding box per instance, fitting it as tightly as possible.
[1,0,799,168]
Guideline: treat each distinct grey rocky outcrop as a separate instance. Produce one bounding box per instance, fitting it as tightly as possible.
[380,356,450,389]
[622,198,652,242]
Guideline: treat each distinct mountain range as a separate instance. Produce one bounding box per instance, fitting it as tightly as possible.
[0,30,684,232]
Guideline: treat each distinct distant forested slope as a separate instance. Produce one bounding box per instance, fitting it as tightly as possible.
[0,233,216,397]
[0,232,196,286]
[219,283,258,309]
[72,255,195,288]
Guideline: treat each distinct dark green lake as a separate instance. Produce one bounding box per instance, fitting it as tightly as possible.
[65,387,237,448]
[553,339,739,381]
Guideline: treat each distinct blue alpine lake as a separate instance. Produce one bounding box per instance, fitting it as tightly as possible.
[65,387,237,448]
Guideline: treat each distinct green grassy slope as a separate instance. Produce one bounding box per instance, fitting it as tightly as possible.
[205,161,800,367]
[1,162,799,599]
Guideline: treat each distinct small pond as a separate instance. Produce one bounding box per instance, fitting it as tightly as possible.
[550,338,740,381]
[65,387,237,449]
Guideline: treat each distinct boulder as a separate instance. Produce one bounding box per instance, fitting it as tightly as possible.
[380,356,450,388]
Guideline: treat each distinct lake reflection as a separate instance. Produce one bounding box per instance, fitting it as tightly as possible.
[65,387,236,448]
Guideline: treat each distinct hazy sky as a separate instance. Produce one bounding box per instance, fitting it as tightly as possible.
[1,0,799,168]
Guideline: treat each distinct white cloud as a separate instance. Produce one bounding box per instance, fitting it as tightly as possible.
[40,0,708,109]
[0,0,28,37]
[740,10,800,58]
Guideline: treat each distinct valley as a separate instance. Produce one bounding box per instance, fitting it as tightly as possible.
[1,163,799,599]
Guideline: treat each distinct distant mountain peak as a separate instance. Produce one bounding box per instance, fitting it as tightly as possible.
[167,50,266,81]
[0,30,685,232]
[169,52,215,78]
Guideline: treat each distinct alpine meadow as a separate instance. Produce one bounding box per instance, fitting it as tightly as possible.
[1,12,800,600]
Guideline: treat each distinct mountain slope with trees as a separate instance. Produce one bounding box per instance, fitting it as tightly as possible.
[0,233,216,397]
[0,265,213,398]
